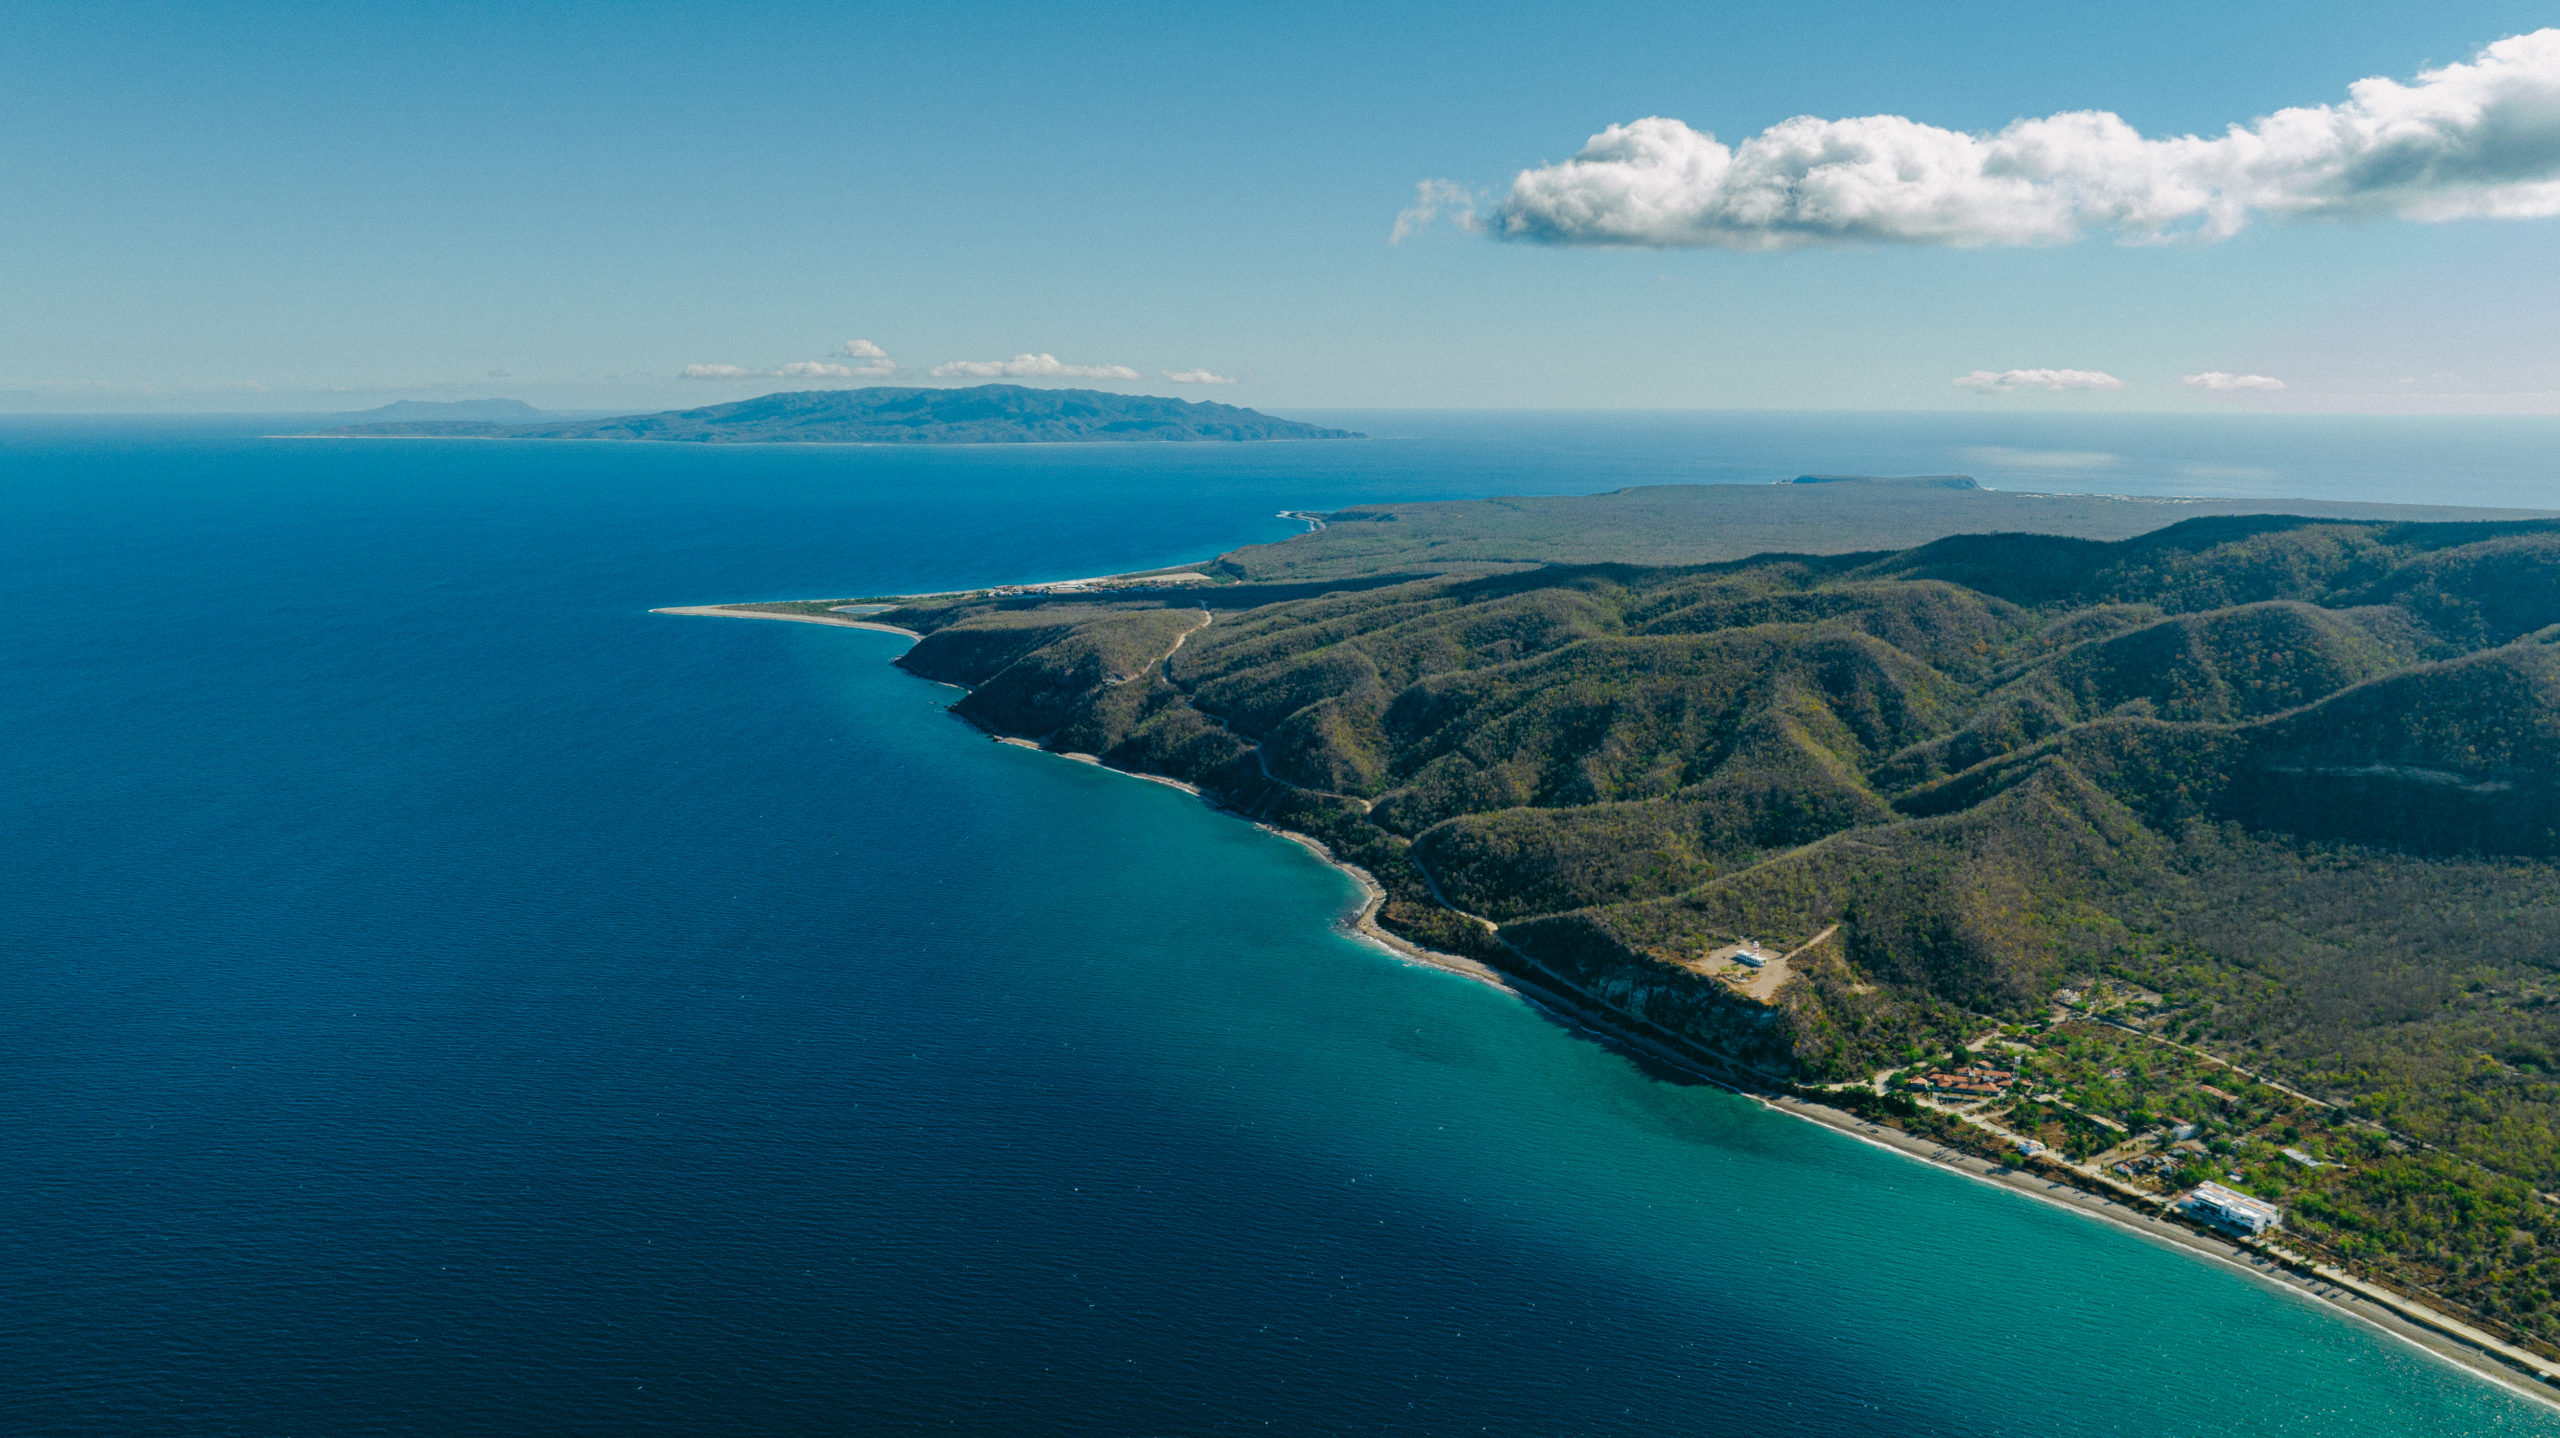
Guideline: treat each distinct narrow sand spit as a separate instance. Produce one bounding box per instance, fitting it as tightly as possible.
[651,604,922,638]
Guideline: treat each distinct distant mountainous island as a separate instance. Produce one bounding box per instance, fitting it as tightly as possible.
[336,398,551,422]
[317,385,1360,444]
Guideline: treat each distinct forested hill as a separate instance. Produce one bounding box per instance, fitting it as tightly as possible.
[778,505,2560,1345]
[316,385,1360,443]
[828,508,2560,1043]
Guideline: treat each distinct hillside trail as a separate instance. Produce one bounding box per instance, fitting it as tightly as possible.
[1163,610,1211,668]
[1105,610,1213,687]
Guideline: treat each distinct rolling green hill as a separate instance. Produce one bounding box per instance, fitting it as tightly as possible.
[857,511,2560,1024]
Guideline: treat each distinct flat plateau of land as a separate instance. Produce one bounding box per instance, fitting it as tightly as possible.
[1216,478,2557,580]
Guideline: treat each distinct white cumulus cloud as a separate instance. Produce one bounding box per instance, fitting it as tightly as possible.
[1954,369,2126,392]
[839,339,897,376]
[1432,28,2560,249]
[681,353,887,382]
[2184,371,2287,391]
[1391,179,1483,242]
[1163,369,1236,384]
[928,353,1143,381]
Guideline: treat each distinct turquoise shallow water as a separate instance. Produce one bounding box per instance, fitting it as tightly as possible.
[5,414,2559,1435]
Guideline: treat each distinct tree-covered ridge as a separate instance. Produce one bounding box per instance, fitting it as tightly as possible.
[830,512,2560,1344]
[867,513,2560,964]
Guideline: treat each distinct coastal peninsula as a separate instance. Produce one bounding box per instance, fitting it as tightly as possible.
[666,477,2560,1402]
[317,384,1360,444]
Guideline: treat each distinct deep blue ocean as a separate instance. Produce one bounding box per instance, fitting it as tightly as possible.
[6,412,2560,1436]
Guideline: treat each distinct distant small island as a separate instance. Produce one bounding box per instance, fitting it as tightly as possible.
[1790,473,1979,488]
[336,398,552,423]
[315,385,1362,444]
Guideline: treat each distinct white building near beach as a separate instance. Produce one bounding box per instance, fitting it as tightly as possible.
[2179,1181,2281,1236]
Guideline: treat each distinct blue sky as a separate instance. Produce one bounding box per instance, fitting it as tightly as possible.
[5,0,2557,411]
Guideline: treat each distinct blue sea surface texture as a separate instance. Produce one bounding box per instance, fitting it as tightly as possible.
[6,413,2560,1435]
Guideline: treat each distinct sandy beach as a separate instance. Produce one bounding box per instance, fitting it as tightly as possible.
[1460,932,2560,1409]
[1767,1090,2560,1410]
